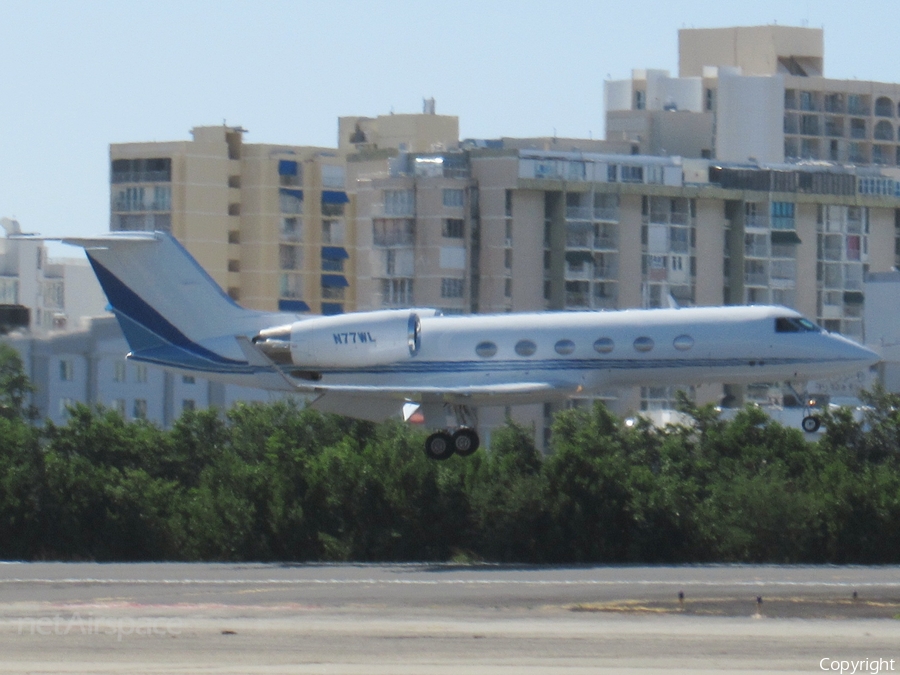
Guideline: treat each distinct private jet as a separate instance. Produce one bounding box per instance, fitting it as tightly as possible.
[55,231,878,459]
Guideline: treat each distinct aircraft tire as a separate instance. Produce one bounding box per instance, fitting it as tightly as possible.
[801,415,821,433]
[451,428,480,456]
[424,431,455,460]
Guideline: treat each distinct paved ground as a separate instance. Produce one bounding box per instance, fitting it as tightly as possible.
[0,563,897,673]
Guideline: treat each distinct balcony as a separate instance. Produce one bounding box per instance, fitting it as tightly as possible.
[744,242,769,258]
[594,207,619,222]
[110,170,171,184]
[594,264,618,281]
[800,115,820,136]
[565,224,592,248]
[565,206,592,221]
[745,272,768,286]
[594,234,618,250]
[744,215,769,229]
[825,117,844,137]
[770,260,796,282]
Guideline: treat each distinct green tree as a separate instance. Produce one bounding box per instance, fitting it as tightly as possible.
[0,343,34,420]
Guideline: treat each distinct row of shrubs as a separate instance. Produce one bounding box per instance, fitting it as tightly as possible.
[2,344,900,563]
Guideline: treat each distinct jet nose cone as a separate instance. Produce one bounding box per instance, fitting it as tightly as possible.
[836,335,880,366]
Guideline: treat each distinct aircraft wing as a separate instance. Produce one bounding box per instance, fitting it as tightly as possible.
[307,382,577,422]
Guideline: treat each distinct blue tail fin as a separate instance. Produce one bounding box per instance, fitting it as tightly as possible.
[65,232,284,373]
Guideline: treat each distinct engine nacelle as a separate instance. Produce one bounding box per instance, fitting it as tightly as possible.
[253,309,433,369]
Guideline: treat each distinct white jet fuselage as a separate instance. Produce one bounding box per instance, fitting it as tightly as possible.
[292,305,874,403]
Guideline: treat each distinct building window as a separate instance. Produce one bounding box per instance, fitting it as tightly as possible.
[322,220,344,244]
[228,230,240,244]
[228,287,240,301]
[59,360,73,381]
[504,278,512,298]
[182,399,196,413]
[133,399,147,420]
[442,218,464,238]
[322,257,344,272]
[322,202,345,217]
[135,364,148,383]
[228,203,241,216]
[114,361,126,383]
[279,190,303,214]
[620,166,643,183]
[504,249,512,269]
[384,189,415,216]
[278,160,301,186]
[228,175,241,189]
[227,259,240,272]
[374,218,414,246]
[771,202,795,230]
[442,189,465,208]
[635,90,645,110]
[279,245,301,270]
[441,278,464,298]
[280,273,303,299]
[381,278,413,306]
[112,399,126,417]
[281,217,302,242]
[110,157,172,184]
[322,285,345,300]
[182,375,195,384]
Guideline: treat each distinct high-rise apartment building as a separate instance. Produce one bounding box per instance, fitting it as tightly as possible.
[606,25,900,166]
[110,127,354,315]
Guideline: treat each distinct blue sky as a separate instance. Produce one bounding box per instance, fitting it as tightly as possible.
[1,0,897,243]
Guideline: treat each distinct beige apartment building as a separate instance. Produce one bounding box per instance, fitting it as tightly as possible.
[110,126,354,315]
[347,142,900,428]
[606,25,900,167]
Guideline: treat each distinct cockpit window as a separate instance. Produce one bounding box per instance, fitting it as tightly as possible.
[775,317,822,333]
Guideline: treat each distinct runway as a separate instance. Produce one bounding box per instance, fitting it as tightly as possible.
[0,563,898,673]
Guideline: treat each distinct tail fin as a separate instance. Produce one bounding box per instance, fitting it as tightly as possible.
[65,231,278,372]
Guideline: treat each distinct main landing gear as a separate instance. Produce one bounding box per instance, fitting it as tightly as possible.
[422,403,480,460]
[424,428,480,460]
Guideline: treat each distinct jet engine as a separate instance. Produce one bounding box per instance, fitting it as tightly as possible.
[252,309,433,369]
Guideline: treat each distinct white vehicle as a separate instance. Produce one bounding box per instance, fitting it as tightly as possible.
[59,232,878,459]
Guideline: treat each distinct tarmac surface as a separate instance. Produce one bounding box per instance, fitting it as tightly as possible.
[0,562,898,673]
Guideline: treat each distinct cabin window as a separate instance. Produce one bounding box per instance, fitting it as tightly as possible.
[673,334,694,351]
[775,317,821,333]
[593,337,614,354]
[475,341,498,358]
[554,339,576,355]
[633,336,654,352]
[515,339,537,357]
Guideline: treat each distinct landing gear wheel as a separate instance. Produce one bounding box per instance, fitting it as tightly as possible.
[424,431,455,460]
[801,415,821,433]
[451,428,480,456]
